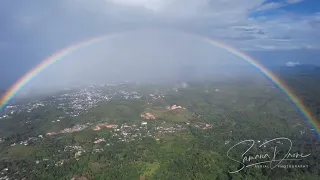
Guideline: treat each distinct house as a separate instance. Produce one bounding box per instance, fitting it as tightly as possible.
[94,138,105,144]
[140,113,155,120]
[46,132,57,136]
[167,104,184,110]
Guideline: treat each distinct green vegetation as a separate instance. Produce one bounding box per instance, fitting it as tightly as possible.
[0,74,319,179]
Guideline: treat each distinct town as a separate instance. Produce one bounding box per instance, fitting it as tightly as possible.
[0,84,144,119]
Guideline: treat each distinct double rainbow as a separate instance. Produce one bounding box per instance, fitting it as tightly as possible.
[0,31,319,135]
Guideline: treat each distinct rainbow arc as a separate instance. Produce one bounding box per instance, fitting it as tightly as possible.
[0,31,319,135]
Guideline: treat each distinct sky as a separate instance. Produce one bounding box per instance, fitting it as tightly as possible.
[0,0,319,90]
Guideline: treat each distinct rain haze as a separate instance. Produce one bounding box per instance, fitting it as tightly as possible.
[21,29,259,95]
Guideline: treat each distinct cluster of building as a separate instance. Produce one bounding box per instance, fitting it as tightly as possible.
[187,121,214,130]
[64,145,86,159]
[166,104,185,110]
[148,93,165,100]
[155,124,186,136]
[1,83,191,123]
[0,84,143,119]
[46,124,88,136]
[93,123,118,131]
[0,168,9,180]
[94,138,106,144]
[10,135,44,147]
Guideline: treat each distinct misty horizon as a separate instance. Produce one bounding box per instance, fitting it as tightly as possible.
[12,29,265,97]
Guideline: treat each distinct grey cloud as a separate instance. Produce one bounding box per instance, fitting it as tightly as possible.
[231,26,266,36]
[309,19,320,29]
[223,35,258,41]
[274,35,292,40]
[2,0,320,52]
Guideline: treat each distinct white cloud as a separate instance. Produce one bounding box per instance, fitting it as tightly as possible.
[286,61,300,67]
[107,0,170,12]
[80,0,264,20]
[256,0,305,12]
[287,0,304,4]
[256,2,283,11]
[4,0,320,51]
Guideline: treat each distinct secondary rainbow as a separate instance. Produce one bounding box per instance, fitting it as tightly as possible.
[0,31,319,135]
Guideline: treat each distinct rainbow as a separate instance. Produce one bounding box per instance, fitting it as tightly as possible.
[0,31,319,135]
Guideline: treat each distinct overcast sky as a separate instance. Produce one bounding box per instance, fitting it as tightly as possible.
[0,0,319,89]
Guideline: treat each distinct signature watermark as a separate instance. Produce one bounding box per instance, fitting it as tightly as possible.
[227,137,311,173]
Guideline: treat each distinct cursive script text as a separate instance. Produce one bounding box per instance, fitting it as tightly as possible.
[227,137,310,173]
